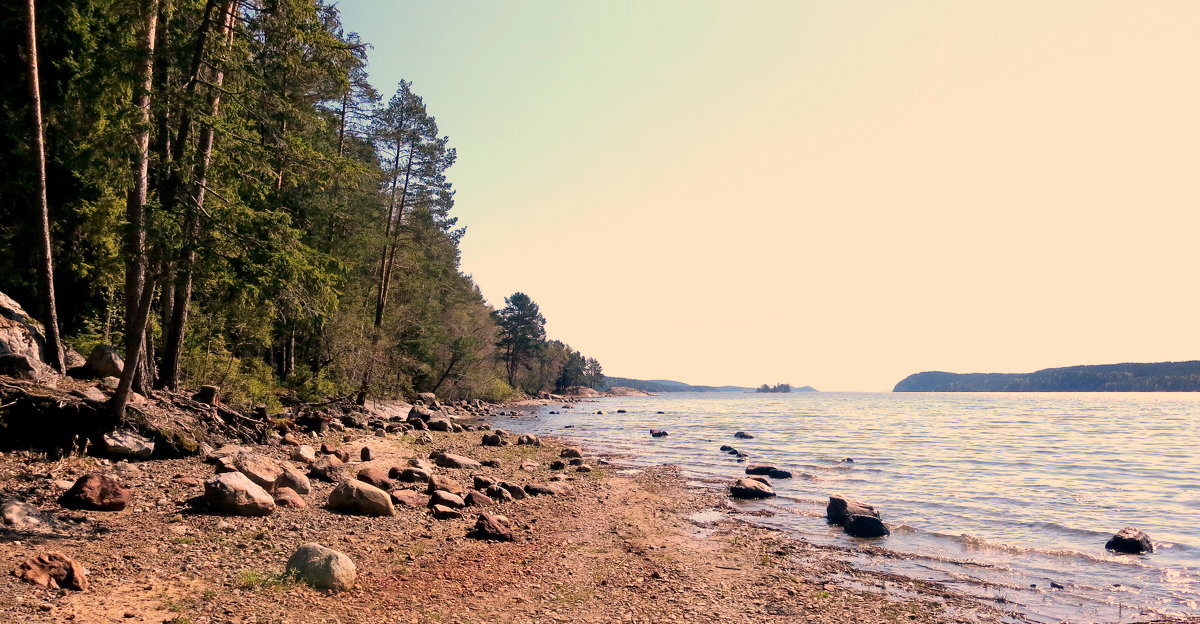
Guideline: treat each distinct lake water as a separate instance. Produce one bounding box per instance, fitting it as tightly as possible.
[504,391,1199,622]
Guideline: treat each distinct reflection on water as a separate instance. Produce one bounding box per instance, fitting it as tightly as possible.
[506,391,1200,622]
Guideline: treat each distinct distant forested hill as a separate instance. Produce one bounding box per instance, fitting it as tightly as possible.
[893,361,1200,392]
[601,377,751,393]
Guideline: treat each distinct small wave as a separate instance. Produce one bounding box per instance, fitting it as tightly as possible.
[938,533,1156,567]
[1022,521,1115,540]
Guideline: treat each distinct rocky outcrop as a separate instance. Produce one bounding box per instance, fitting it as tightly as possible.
[102,430,155,459]
[204,472,275,516]
[826,495,880,525]
[1106,527,1153,554]
[59,474,130,511]
[328,480,395,516]
[286,543,356,591]
[729,478,775,500]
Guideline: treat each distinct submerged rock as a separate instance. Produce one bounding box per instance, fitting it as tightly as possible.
[649,429,669,437]
[844,514,890,538]
[1106,527,1153,554]
[286,543,355,591]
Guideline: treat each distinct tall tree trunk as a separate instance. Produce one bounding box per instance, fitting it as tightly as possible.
[25,0,64,374]
[158,0,236,391]
[115,0,159,416]
[123,0,158,373]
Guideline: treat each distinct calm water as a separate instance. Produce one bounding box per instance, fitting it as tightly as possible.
[505,392,1199,622]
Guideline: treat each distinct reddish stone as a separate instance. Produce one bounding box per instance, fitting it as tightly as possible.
[59,474,130,512]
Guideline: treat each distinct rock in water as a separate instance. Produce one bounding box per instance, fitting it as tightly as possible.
[650,430,669,437]
[826,495,881,525]
[767,469,793,479]
[744,463,777,476]
[471,512,514,541]
[729,478,776,500]
[734,431,754,439]
[286,543,356,591]
[12,552,87,590]
[204,472,275,516]
[59,474,130,511]
[1106,527,1153,554]
[102,430,155,459]
[328,480,395,516]
[844,514,890,538]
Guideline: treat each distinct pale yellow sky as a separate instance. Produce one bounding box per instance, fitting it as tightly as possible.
[341,1,1200,390]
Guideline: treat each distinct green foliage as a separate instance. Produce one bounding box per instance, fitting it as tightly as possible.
[477,377,517,403]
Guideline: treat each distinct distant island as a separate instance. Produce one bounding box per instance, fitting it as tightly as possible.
[894,361,1200,392]
[603,377,818,393]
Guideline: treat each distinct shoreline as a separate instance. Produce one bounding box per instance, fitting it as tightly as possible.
[0,402,1187,623]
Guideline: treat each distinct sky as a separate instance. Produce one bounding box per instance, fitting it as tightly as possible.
[335,1,1200,391]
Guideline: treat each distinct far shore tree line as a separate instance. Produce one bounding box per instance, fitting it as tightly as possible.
[1,0,601,413]
[755,383,792,393]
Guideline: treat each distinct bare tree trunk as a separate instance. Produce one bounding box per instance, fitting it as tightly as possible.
[115,0,159,416]
[25,0,64,374]
[159,0,236,391]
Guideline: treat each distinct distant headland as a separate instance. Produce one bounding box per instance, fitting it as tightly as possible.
[894,361,1200,392]
[603,377,817,393]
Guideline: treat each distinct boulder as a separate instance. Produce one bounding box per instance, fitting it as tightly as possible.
[484,485,514,502]
[826,495,880,525]
[204,472,275,516]
[434,453,481,470]
[470,512,514,541]
[427,475,464,495]
[274,487,307,509]
[12,552,87,590]
[650,430,669,437]
[427,419,453,432]
[408,405,435,421]
[463,491,494,507]
[102,430,155,459]
[428,490,465,509]
[276,463,312,495]
[472,475,496,490]
[291,445,317,464]
[481,434,507,447]
[389,490,429,507]
[192,385,220,404]
[84,345,124,378]
[286,543,356,591]
[308,455,348,483]
[58,474,130,511]
[360,447,374,461]
[844,514,890,538]
[233,452,283,490]
[767,469,793,479]
[516,434,541,446]
[417,392,438,404]
[744,463,777,476]
[328,480,395,516]
[729,478,775,500]
[395,467,432,484]
[0,353,51,380]
[1106,527,1153,554]
[524,483,569,497]
[549,460,566,470]
[734,431,754,439]
[356,466,395,491]
[560,447,583,459]
[431,504,463,520]
[497,481,528,500]
[575,464,593,473]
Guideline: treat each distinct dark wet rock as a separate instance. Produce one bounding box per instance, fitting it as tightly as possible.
[575,465,593,473]
[59,474,130,511]
[328,480,395,516]
[734,431,754,439]
[826,495,880,525]
[568,458,584,466]
[470,512,514,541]
[286,543,356,591]
[767,469,793,479]
[843,458,854,463]
[745,463,777,476]
[560,447,583,459]
[729,478,775,500]
[616,409,627,413]
[720,445,733,452]
[204,472,275,516]
[360,447,374,461]
[745,475,770,485]
[549,460,566,470]
[13,552,87,590]
[844,514,890,538]
[650,430,668,437]
[431,504,463,520]
[1106,527,1153,554]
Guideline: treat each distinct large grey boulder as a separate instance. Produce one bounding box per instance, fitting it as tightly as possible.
[84,345,124,378]
[1106,527,1153,554]
[233,452,284,490]
[204,472,275,516]
[826,495,880,525]
[328,480,395,516]
[0,291,83,373]
[102,430,155,459]
[729,478,776,500]
[286,543,356,591]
